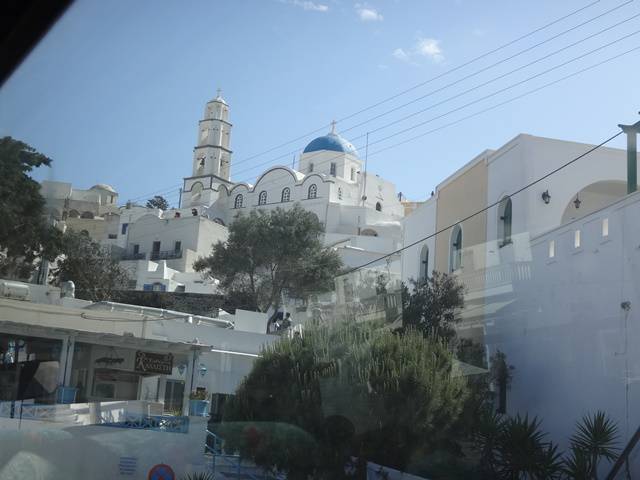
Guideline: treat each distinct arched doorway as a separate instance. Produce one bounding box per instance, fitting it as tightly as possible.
[561,180,626,224]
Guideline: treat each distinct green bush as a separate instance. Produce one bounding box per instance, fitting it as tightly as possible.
[220,322,468,479]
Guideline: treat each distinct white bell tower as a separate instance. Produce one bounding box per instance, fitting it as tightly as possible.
[193,88,232,179]
[181,89,235,209]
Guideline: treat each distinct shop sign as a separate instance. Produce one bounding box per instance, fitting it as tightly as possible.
[134,351,173,375]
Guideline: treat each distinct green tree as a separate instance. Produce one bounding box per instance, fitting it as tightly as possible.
[0,136,62,279]
[219,322,468,479]
[53,230,129,301]
[194,204,342,315]
[401,272,465,341]
[146,195,170,210]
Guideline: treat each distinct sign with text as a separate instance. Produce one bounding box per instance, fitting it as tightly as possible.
[134,351,173,375]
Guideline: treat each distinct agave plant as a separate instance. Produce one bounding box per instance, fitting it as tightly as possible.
[494,414,563,479]
[563,446,593,480]
[568,411,619,479]
[472,408,504,476]
[180,472,216,480]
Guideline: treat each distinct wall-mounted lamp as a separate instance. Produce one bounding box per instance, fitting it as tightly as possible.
[573,194,582,209]
[541,190,551,204]
[198,363,208,377]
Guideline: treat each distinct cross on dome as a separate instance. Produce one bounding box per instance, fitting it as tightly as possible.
[330,119,337,134]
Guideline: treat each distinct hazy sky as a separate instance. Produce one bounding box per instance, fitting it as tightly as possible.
[1,0,639,205]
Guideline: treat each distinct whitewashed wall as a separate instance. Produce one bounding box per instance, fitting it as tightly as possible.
[401,197,437,284]
[485,135,627,269]
[486,191,640,456]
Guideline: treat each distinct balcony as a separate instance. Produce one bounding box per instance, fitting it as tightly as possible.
[121,252,146,261]
[150,249,183,261]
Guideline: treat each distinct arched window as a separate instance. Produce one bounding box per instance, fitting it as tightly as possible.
[309,163,314,173]
[337,187,343,200]
[308,184,317,199]
[420,245,429,280]
[450,224,463,272]
[281,187,291,202]
[258,191,267,205]
[191,182,203,201]
[375,202,382,212]
[234,194,244,209]
[498,196,512,247]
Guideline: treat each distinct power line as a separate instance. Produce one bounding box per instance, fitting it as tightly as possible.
[340,5,639,137]
[223,36,640,195]
[228,0,606,169]
[223,6,640,185]
[126,1,606,202]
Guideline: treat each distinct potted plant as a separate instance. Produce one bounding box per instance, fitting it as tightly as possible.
[189,389,210,416]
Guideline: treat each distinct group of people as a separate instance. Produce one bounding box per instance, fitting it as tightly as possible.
[268,312,293,334]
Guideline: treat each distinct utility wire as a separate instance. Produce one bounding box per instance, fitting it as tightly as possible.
[221,36,640,195]
[340,5,639,136]
[226,13,640,186]
[126,0,607,202]
[228,0,606,169]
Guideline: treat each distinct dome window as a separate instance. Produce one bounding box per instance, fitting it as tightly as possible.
[234,194,244,209]
[330,163,336,177]
[258,191,267,205]
[308,184,318,199]
[281,187,291,203]
[375,202,382,212]
[309,163,314,173]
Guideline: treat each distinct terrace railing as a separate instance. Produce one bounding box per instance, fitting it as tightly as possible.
[150,250,183,260]
[98,413,189,433]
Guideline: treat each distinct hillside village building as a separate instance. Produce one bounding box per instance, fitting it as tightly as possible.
[400,131,638,451]
[178,93,405,260]
[30,90,640,463]
[107,93,408,300]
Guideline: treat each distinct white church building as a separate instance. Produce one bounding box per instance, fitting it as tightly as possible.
[179,92,404,246]
[113,92,407,298]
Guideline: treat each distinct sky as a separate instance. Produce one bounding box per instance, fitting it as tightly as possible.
[1,0,639,206]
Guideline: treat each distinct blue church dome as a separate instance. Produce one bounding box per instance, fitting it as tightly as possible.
[303,132,358,156]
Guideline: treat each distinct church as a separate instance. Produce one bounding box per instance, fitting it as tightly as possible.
[93,91,410,299]
[178,91,407,273]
